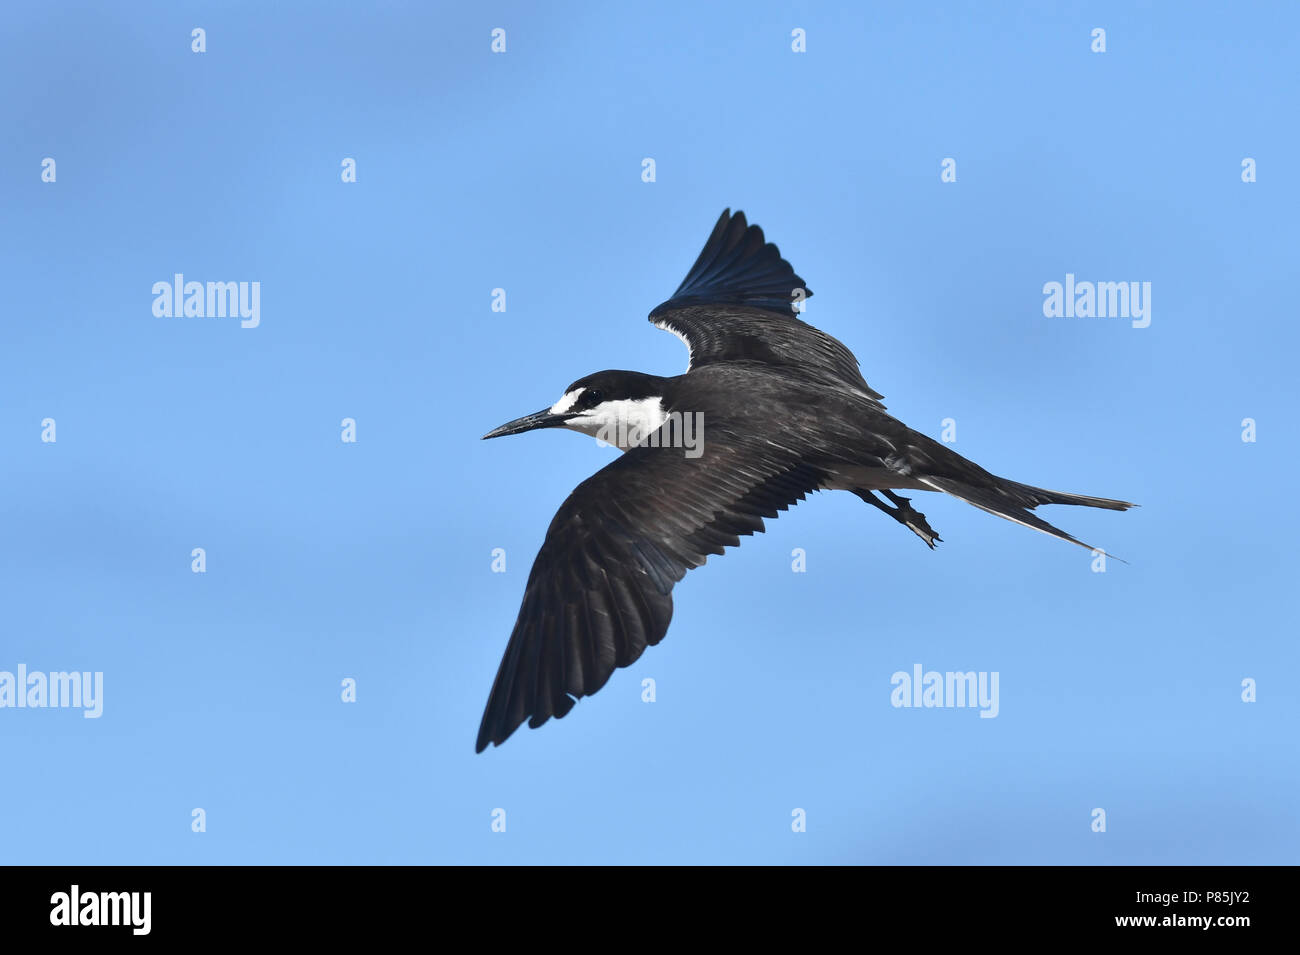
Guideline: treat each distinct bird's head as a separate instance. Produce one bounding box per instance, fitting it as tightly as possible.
[482,370,670,449]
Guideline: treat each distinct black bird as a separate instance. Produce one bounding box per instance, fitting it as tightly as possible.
[477,209,1133,752]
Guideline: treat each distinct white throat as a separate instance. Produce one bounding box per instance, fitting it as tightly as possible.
[553,390,668,451]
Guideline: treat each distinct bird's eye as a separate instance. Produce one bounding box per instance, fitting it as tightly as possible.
[587,390,603,404]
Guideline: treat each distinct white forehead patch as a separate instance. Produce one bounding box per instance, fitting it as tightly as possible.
[549,387,586,415]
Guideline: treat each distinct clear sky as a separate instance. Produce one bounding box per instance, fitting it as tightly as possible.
[2,1,1296,864]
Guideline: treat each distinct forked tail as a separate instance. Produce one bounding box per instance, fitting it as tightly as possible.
[917,475,1135,557]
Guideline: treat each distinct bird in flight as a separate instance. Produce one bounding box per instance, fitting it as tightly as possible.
[477,209,1133,752]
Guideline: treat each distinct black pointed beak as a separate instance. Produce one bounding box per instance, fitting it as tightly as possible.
[482,408,571,440]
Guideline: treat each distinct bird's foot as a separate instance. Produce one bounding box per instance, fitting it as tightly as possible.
[857,489,943,549]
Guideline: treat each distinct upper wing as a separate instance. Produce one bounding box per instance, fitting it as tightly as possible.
[650,207,814,317]
[649,208,886,406]
[476,429,825,752]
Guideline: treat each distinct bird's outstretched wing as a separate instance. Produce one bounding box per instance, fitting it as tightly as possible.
[649,208,885,406]
[476,427,825,752]
[651,207,814,317]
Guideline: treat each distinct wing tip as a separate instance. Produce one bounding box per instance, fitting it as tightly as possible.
[650,207,812,318]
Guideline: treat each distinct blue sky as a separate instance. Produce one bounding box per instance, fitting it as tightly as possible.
[2,1,1296,864]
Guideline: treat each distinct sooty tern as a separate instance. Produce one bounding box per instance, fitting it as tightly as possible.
[477,209,1133,752]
